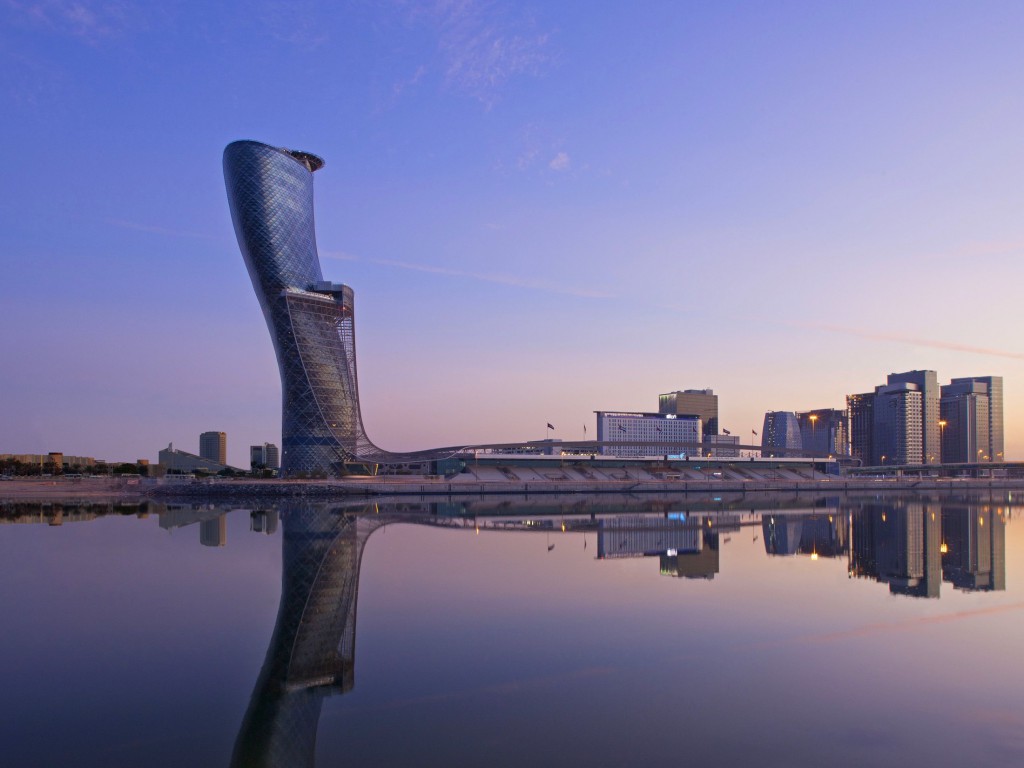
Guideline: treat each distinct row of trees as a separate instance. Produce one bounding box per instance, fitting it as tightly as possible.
[0,459,149,476]
[1,459,279,479]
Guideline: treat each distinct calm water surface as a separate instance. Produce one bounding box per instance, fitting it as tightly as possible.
[2,493,1022,767]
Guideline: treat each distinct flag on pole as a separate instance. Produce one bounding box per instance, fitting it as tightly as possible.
[618,425,627,433]
[722,428,731,435]
[656,426,663,432]
[752,429,758,436]
[547,423,555,430]
[583,424,587,434]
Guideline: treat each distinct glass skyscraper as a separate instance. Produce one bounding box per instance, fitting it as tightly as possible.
[760,411,802,456]
[224,140,453,475]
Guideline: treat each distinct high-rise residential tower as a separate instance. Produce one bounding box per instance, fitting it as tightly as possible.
[200,431,227,465]
[847,392,875,465]
[887,370,939,462]
[948,376,1003,461]
[940,380,990,463]
[872,383,923,465]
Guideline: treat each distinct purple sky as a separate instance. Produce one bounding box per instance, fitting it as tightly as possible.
[2,1,1022,466]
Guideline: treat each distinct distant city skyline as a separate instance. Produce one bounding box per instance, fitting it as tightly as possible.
[2,2,1023,467]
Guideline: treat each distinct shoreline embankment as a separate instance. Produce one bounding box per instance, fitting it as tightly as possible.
[2,475,1024,502]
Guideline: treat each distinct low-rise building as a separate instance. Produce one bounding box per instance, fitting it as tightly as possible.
[159,443,237,474]
[595,411,701,458]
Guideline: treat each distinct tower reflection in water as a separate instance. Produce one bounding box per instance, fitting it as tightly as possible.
[231,505,385,768]
[228,499,1009,765]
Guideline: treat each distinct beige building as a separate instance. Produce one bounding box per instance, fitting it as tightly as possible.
[199,431,227,465]
[659,389,719,437]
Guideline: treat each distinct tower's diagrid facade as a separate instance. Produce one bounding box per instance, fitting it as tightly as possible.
[224,140,448,475]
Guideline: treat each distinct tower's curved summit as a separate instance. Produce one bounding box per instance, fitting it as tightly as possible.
[224,140,436,475]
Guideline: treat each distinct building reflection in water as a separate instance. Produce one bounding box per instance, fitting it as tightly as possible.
[850,502,943,598]
[941,505,1006,592]
[762,503,846,559]
[595,513,722,580]
[659,533,719,580]
[847,501,1007,598]
[230,504,386,768]
[758,502,1008,599]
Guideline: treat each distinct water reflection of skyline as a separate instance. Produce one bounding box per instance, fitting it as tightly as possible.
[0,494,1015,766]
[759,502,1007,598]
[0,496,1011,600]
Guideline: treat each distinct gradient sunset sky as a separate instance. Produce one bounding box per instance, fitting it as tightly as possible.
[2,1,1022,466]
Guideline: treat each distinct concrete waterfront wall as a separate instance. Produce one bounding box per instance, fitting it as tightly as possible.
[8,474,1023,502]
[333,478,1024,496]
[142,476,1024,499]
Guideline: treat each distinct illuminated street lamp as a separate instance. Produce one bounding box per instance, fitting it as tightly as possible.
[938,419,947,464]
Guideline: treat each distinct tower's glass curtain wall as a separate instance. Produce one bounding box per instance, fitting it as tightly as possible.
[224,140,433,475]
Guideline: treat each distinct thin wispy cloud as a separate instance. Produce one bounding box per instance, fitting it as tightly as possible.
[548,151,570,171]
[257,0,329,47]
[811,324,1024,362]
[323,250,612,299]
[936,238,1024,262]
[516,145,539,170]
[404,0,551,103]
[107,218,221,240]
[4,0,140,41]
[508,123,575,175]
[392,64,427,97]
[322,249,360,262]
[0,48,64,105]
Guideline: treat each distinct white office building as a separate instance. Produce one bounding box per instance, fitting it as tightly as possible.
[595,411,702,458]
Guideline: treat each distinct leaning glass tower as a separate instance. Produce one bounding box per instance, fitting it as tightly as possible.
[224,140,387,476]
